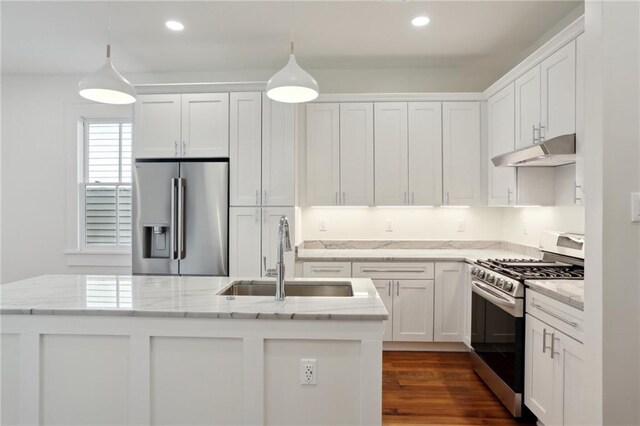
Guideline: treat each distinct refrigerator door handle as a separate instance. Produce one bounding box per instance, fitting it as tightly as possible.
[178,178,186,260]
[170,178,179,260]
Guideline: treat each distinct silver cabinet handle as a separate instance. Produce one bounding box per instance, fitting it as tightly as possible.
[507,188,513,205]
[446,192,450,205]
[574,184,582,204]
[387,280,391,297]
[174,141,179,157]
[177,178,186,260]
[411,191,415,205]
[342,191,346,205]
[335,192,338,205]
[550,332,559,359]
[255,208,260,224]
[532,125,538,143]
[539,123,546,142]
[256,190,259,206]
[396,281,400,296]
[311,268,342,273]
[361,268,425,273]
[263,257,276,277]
[531,302,579,327]
[182,140,186,156]
[170,178,179,260]
[263,208,267,224]
[264,190,268,205]
[542,328,550,354]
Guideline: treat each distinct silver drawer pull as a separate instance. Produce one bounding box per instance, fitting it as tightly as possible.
[531,302,578,327]
[361,269,425,273]
[311,268,342,272]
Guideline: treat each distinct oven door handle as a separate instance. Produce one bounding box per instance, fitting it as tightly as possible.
[472,280,523,317]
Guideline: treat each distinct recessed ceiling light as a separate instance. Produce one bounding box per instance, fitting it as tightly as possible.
[165,20,184,31]
[411,16,430,27]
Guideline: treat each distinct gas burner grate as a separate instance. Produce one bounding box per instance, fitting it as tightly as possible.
[476,259,584,281]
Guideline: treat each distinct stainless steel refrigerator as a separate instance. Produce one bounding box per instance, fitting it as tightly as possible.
[132,159,228,276]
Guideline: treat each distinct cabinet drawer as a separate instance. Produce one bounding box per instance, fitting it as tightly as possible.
[352,262,434,279]
[302,262,352,278]
[526,290,584,343]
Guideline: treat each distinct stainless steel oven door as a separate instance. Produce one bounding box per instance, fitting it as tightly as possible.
[470,278,525,416]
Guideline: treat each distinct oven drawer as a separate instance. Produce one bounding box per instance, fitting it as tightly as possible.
[526,290,584,343]
[352,262,434,279]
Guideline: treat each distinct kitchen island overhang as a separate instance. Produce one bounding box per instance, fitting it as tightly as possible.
[1,275,387,426]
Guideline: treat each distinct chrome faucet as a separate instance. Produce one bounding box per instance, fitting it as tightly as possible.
[263,216,292,301]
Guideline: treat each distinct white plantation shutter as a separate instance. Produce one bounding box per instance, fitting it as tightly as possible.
[83,121,132,247]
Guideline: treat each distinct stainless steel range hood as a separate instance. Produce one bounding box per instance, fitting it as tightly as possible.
[491,133,576,167]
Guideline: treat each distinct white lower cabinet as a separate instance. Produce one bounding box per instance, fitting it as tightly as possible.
[434,262,465,341]
[229,207,295,278]
[392,279,435,342]
[525,291,584,426]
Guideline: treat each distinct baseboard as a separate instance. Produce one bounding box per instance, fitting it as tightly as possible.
[383,341,470,352]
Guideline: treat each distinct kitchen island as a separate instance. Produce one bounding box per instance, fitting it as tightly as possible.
[0,275,387,426]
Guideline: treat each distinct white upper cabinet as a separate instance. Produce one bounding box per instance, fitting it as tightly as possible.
[230,92,262,206]
[181,93,229,157]
[408,102,443,206]
[133,94,182,158]
[487,84,517,206]
[374,102,409,206]
[442,102,482,206]
[340,103,374,206]
[262,207,295,278]
[574,34,585,205]
[134,93,229,159]
[306,103,341,206]
[229,207,262,277]
[515,65,542,149]
[541,40,576,140]
[262,97,295,206]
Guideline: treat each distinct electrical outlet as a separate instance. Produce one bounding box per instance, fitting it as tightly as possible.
[457,219,465,232]
[385,219,393,232]
[300,359,317,385]
[319,219,327,232]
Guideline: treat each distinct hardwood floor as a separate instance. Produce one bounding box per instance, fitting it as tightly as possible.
[383,351,535,425]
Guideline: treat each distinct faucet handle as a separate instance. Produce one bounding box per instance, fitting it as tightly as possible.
[263,257,277,278]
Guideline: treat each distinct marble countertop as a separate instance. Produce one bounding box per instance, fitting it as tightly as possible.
[0,275,388,321]
[297,248,534,263]
[525,279,584,311]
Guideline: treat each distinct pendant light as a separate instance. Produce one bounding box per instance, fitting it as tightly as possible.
[266,3,319,103]
[78,2,136,105]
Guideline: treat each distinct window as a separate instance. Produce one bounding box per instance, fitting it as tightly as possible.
[81,120,132,248]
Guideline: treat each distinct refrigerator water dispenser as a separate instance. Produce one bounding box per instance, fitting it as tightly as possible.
[142,225,171,258]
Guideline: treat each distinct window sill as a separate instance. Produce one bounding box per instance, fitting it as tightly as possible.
[65,250,132,267]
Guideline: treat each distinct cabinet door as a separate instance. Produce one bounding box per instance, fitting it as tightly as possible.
[181,93,229,157]
[555,333,585,426]
[541,40,576,140]
[230,92,262,206]
[408,102,442,206]
[262,98,295,206]
[374,103,409,206]
[372,279,394,342]
[515,65,541,148]
[434,262,465,342]
[442,102,481,206]
[229,207,262,277]
[524,314,555,425]
[340,103,374,206]
[306,103,340,206]
[262,207,295,278]
[392,279,434,342]
[487,84,517,206]
[574,33,585,205]
[133,94,181,158]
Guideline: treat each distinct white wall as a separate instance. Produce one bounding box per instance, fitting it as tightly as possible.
[583,1,640,424]
[1,75,132,283]
[300,206,585,247]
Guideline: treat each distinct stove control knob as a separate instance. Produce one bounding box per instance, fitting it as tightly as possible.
[486,274,495,283]
[471,267,478,276]
[477,270,485,279]
[503,282,514,292]
[496,278,504,288]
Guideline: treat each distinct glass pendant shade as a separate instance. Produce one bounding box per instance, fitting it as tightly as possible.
[78,45,136,105]
[266,43,319,104]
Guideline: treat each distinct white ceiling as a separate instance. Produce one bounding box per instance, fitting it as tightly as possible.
[2,1,582,78]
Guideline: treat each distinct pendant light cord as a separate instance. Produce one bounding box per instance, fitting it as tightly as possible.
[290,0,294,54]
[106,0,112,58]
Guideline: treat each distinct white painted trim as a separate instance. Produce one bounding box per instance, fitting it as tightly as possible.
[134,81,267,94]
[19,333,40,425]
[382,341,468,352]
[128,333,151,425]
[242,338,264,425]
[484,15,585,99]
[314,92,485,102]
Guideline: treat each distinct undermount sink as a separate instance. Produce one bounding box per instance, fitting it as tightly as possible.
[220,280,354,297]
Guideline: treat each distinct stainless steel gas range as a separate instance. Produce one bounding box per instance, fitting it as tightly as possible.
[469,232,585,417]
